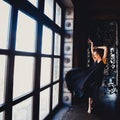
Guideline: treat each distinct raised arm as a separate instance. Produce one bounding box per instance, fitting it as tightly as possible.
[88,39,94,54]
[97,46,108,64]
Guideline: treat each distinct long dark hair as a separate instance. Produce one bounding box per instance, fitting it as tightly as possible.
[93,47,104,58]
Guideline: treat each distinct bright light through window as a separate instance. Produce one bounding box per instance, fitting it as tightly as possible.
[53,58,60,82]
[44,0,54,20]
[12,97,32,120]
[42,26,52,55]
[54,33,61,55]
[27,0,38,7]
[55,3,61,27]
[52,83,59,109]
[16,11,37,52]
[13,56,34,99]
[0,111,4,120]
[39,88,50,120]
[0,55,7,105]
[40,58,51,88]
[0,1,11,49]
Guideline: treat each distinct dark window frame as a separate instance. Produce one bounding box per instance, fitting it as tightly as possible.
[0,0,65,120]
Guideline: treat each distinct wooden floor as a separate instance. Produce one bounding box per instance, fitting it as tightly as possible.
[53,88,120,120]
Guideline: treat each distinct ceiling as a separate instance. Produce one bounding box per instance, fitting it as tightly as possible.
[60,0,73,8]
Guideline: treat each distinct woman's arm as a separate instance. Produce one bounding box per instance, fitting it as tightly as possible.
[88,39,94,54]
[88,39,97,61]
[97,46,108,64]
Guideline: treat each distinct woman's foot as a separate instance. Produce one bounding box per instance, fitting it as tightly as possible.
[87,109,91,114]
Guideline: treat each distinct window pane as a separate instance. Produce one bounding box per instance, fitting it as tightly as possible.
[54,33,61,55]
[55,3,61,27]
[13,56,34,99]
[44,0,54,20]
[12,97,32,120]
[53,58,60,82]
[0,112,4,120]
[39,88,50,120]
[42,26,52,54]
[0,1,11,49]
[0,55,7,105]
[27,0,38,7]
[52,83,59,109]
[40,58,51,88]
[16,11,37,52]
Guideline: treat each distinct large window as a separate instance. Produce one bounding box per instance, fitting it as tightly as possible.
[0,0,63,120]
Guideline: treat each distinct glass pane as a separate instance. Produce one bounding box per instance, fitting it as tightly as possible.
[53,58,60,82]
[27,0,38,7]
[42,26,52,54]
[39,88,50,120]
[0,112,4,120]
[16,11,37,52]
[13,56,34,99]
[44,0,54,20]
[40,58,51,88]
[12,97,32,120]
[0,1,11,49]
[0,55,7,105]
[52,83,59,109]
[54,33,61,55]
[55,3,61,27]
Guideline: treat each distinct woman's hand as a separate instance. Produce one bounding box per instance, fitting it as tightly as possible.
[88,39,93,44]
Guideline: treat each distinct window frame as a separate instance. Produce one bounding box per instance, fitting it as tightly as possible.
[0,0,65,120]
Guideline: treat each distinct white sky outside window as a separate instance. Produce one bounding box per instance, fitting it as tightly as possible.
[44,0,54,20]
[53,58,60,82]
[40,58,51,88]
[52,83,59,109]
[0,112,4,120]
[0,1,11,49]
[12,97,32,120]
[16,11,36,52]
[55,3,61,27]
[42,26,52,54]
[13,56,34,99]
[27,0,38,7]
[39,88,50,120]
[54,33,61,55]
[0,55,7,105]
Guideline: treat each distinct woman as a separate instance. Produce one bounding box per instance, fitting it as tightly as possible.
[65,39,108,114]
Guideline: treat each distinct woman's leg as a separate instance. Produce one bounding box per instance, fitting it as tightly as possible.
[87,97,93,114]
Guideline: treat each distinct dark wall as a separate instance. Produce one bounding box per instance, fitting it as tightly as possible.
[72,0,120,68]
[72,0,89,68]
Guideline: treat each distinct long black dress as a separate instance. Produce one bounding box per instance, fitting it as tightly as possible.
[65,61,106,102]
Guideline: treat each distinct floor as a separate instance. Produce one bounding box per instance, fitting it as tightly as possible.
[52,87,120,120]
